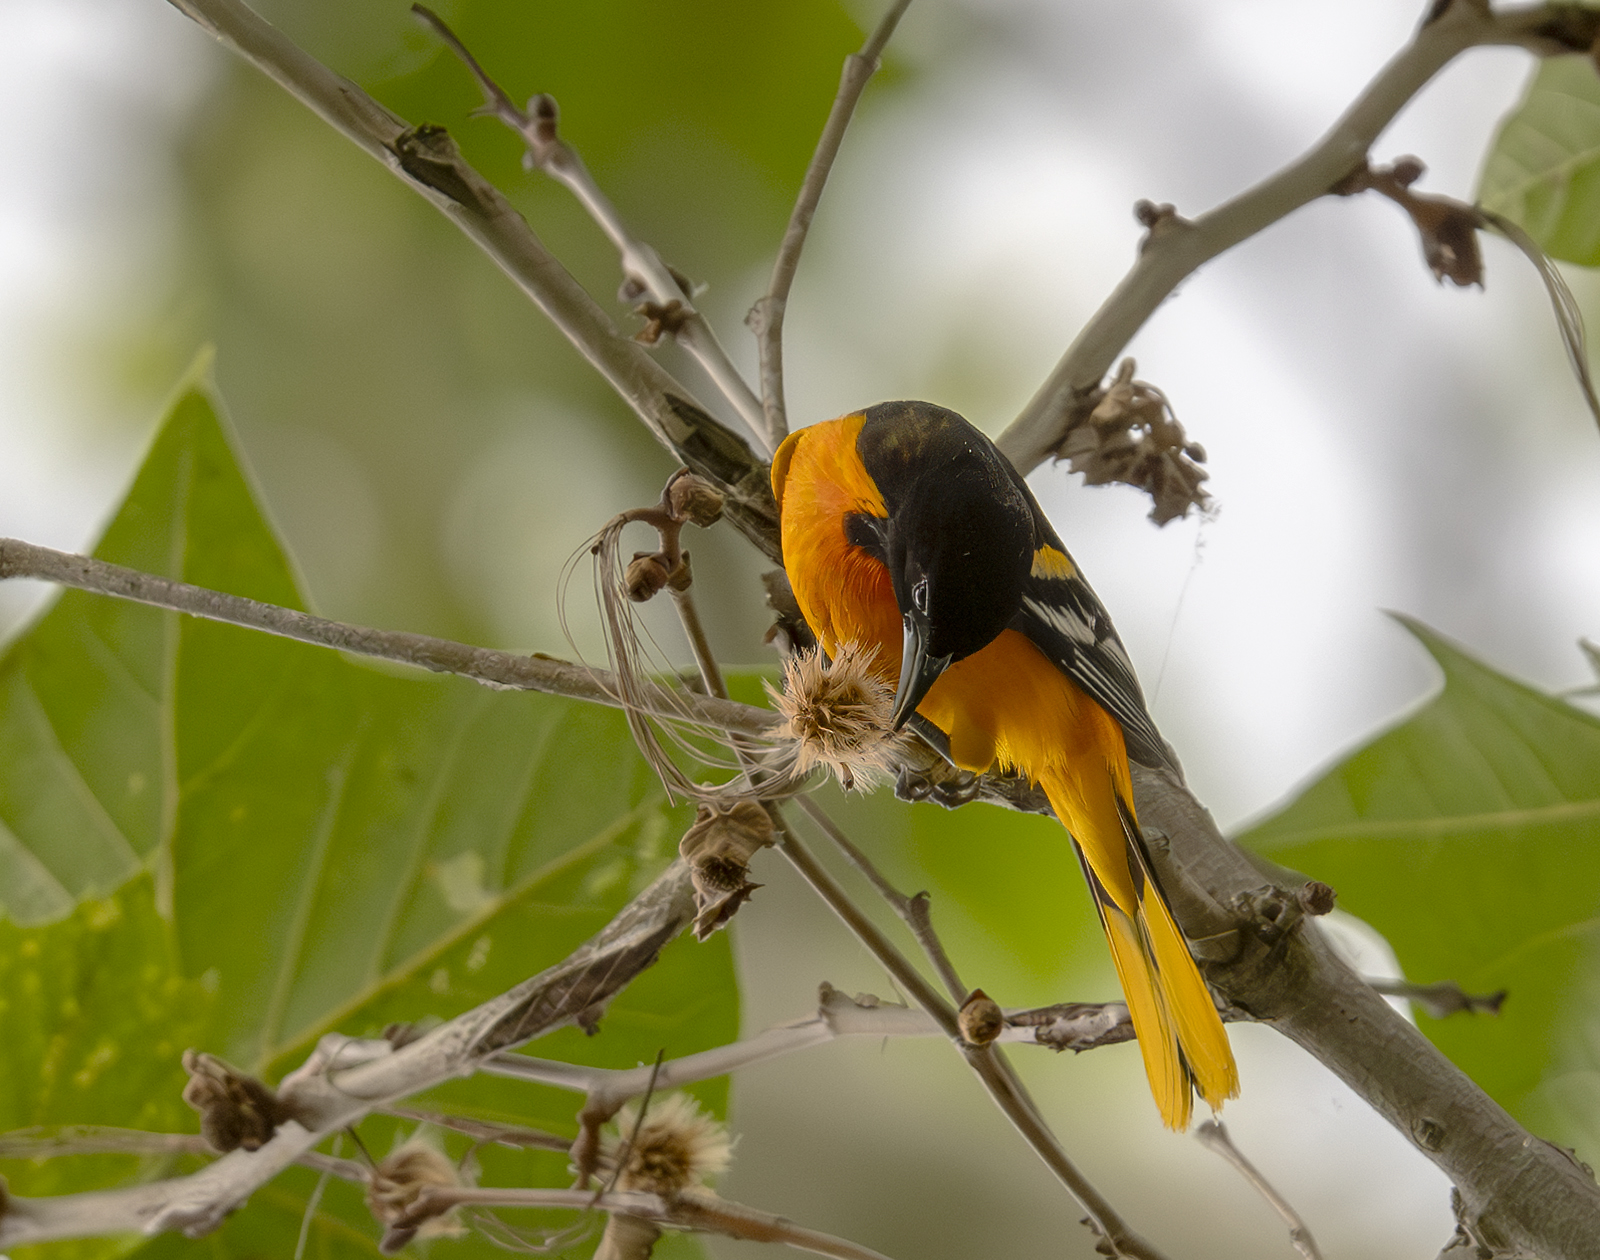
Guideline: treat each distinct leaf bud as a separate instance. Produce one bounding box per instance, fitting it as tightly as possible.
[958,989,1006,1046]
[668,473,724,527]
[624,552,671,602]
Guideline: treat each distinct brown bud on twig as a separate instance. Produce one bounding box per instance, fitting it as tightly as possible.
[1298,880,1337,916]
[370,1142,464,1254]
[625,552,673,602]
[1133,200,1190,251]
[633,298,690,345]
[1057,359,1211,525]
[679,799,773,939]
[958,990,1006,1046]
[1405,193,1484,288]
[181,1050,294,1153]
[1339,157,1485,288]
[667,472,724,528]
[666,550,694,593]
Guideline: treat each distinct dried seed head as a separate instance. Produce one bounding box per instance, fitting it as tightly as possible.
[369,1140,465,1253]
[606,1093,732,1197]
[679,799,772,939]
[768,642,901,790]
[1060,359,1210,526]
[181,1050,291,1153]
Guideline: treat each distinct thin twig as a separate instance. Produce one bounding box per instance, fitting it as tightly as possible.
[1195,1120,1324,1260]
[0,537,775,738]
[793,793,968,1005]
[480,985,1149,1107]
[751,0,912,448]
[393,1186,898,1260]
[411,5,769,452]
[292,1133,340,1260]
[996,0,1600,474]
[380,1108,573,1153]
[1366,977,1507,1019]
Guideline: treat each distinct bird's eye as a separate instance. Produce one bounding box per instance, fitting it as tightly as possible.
[911,579,929,614]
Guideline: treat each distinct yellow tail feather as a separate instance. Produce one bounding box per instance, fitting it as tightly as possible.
[1043,763,1239,1129]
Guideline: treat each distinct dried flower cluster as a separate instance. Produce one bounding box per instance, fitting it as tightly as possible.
[368,1141,465,1253]
[768,641,901,790]
[1058,359,1211,525]
[678,799,773,939]
[181,1050,292,1153]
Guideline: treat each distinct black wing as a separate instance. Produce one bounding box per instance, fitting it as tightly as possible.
[998,464,1179,774]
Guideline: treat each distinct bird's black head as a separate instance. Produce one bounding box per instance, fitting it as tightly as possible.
[848,401,1035,729]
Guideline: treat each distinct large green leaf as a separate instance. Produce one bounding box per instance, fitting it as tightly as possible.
[1,381,738,1259]
[1240,618,1600,1159]
[1479,55,1600,265]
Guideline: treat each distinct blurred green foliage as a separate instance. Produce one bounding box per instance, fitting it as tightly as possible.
[1479,55,1600,265]
[165,0,874,655]
[1242,619,1600,1163]
[0,382,738,1260]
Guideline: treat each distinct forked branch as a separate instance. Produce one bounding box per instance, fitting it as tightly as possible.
[995,0,1600,473]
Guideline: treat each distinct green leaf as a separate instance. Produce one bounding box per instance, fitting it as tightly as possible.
[1479,55,1600,266]
[1240,617,1600,1159]
[0,379,300,925]
[2,381,737,1259]
[0,876,215,1260]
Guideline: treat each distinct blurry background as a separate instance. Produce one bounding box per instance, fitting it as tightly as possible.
[2,0,1597,1256]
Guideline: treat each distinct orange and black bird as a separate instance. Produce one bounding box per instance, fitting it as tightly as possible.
[772,400,1238,1128]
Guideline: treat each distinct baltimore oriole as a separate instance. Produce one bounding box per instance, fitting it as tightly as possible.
[772,400,1238,1128]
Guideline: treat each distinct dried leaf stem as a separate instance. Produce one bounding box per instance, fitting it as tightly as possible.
[995,0,1600,474]
[750,0,912,448]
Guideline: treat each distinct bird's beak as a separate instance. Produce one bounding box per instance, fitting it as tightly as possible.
[890,612,952,731]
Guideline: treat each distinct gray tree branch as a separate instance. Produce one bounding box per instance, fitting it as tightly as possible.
[0,536,771,737]
[994,0,1600,475]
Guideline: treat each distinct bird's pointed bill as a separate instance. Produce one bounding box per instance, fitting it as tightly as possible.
[891,613,951,730]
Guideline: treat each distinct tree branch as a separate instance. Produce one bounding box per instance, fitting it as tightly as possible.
[410,5,770,452]
[994,0,1600,475]
[0,537,773,738]
[165,0,782,557]
[749,0,912,448]
[0,860,698,1248]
